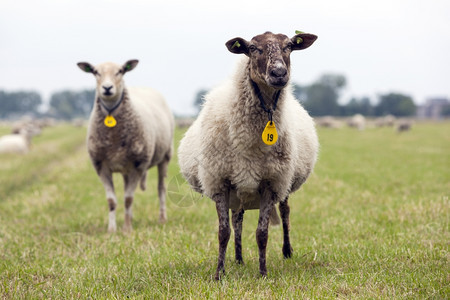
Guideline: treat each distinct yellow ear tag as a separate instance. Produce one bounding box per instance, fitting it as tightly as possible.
[104,115,117,127]
[262,121,278,145]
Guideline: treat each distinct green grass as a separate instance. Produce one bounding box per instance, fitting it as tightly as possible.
[0,122,448,299]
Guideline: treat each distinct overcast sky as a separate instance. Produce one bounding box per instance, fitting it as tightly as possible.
[1,0,449,116]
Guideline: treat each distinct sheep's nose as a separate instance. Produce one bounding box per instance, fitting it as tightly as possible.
[270,66,287,78]
[103,85,113,95]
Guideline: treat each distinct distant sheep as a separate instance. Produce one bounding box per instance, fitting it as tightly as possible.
[175,117,195,129]
[77,59,174,232]
[178,31,319,279]
[396,119,413,132]
[0,126,40,154]
[347,114,366,130]
[316,116,342,129]
[375,114,396,127]
[72,118,86,127]
[11,118,42,135]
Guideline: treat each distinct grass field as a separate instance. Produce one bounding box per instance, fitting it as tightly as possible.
[0,122,448,299]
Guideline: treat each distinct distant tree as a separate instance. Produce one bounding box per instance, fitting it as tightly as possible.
[303,83,340,116]
[318,74,347,90]
[342,97,373,116]
[301,74,346,116]
[375,93,416,116]
[193,88,209,114]
[49,89,95,119]
[0,90,42,119]
[442,104,450,117]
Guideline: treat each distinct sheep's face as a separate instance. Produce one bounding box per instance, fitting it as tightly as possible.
[77,60,139,102]
[226,32,317,89]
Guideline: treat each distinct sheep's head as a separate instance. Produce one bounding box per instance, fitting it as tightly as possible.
[77,60,139,102]
[226,32,317,89]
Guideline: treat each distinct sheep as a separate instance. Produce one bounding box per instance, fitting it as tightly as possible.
[77,59,174,233]
[316,116,342,129]
[175,117,195,129]
[347,113,366,130]
[72,118,86,128]
[11,118,42,135]
[396,119,413,132]
[0,126,40,154]
[374,114,396,127]
[178,31,319,279]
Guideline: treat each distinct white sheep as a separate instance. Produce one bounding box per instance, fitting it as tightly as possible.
[0,125,41,154]
[347,113,366,130]
[0,130,30,154]
[77,59,174,233]
[178,31,319,279]
[375,114,396,127]
[316,116,342,129]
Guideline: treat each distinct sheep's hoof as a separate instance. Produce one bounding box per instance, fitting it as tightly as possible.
[214,269,225,281]
[123,225,133,234]
[283,245,293,258]
[259,269,268,277]
[107,224,117,233]
[159,211,167,224]
[236,258,244,265]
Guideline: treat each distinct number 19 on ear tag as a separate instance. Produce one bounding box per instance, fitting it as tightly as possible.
[262,121,278,145]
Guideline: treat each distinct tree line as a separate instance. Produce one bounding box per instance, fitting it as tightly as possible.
[0,89,95,120]
[0,74,435,120]
[193,74,418,117]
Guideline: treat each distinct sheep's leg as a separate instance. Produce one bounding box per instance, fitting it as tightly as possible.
[256,185,276,277]
[99,169,117,233]
[123,171,140,232]
[213,191,230,280]
[279,197,293,258]
[157,160,168,223]
[231,209,245,264]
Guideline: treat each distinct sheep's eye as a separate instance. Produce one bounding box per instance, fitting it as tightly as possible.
[283,44,292,53]
[93,70,100,77]
[249,45,259,53]
[116,71,122,76]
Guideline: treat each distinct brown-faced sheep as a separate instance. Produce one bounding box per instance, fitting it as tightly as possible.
[396,119,413,132]
[178,32,319,279]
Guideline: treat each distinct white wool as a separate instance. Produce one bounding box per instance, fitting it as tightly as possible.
[80,60,175,231]
[178,56,319,208]
[86,86,174,169]
[0,134,29,154]
[348,114,366,130]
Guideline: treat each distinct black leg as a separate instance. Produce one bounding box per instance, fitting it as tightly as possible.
[214,192,230,280]
[279,197,293,258]
[256,184,276,277]
[232,209,245,264]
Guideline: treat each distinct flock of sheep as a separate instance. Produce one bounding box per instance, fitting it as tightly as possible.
[1,31,413,279]
[315,114,413,132]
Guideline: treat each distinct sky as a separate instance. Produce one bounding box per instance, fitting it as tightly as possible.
[1,0,449,116]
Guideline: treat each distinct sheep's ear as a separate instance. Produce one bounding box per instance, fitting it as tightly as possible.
[77,62,95,73]
[226,38,250,55]
[122,59,139,73]
[290,33,318,51]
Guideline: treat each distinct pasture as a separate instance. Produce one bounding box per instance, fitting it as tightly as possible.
[0,122,448,299]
